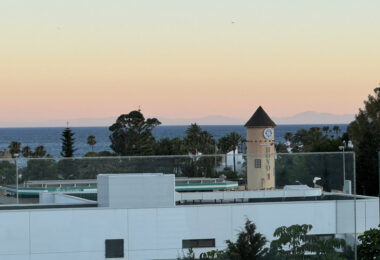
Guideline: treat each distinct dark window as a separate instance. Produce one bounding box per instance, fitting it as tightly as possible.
[255,159,261,168]
[182,239,215,248]
[105,239,124,258]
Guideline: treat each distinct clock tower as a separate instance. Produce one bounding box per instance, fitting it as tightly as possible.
[245,106,276,190]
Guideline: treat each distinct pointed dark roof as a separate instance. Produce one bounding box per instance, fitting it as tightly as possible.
[244,106,276,127]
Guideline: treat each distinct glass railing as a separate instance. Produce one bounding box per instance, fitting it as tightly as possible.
[0,152,364,258]
[0,152,355,199]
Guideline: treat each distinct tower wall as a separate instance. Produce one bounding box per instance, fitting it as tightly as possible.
[246,127,275,190]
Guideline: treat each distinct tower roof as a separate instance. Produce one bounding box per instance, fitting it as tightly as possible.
[244,106,276,127]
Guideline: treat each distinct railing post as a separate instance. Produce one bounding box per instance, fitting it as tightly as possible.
[353,152,357,260]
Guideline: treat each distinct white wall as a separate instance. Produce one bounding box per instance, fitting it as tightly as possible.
[98,174,175,209]
[0,198,377,260]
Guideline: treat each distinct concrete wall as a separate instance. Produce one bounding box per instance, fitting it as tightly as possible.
[0,198,377,260]
[98,174,175,209]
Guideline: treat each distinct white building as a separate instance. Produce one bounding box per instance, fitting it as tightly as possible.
[0,173,377,260]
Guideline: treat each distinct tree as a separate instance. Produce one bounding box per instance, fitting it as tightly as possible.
[270,224,313,257]
[22,146,33,158]
[87,135,96,152]
[33,145,47,158]
[218,136,231,168]
[60,128,76,157]
[270,224,347,259]
[227,132,244,173]
[218,132,244,173]
[154,138,185,155]
[333,125,341,137]
[358,225,380,259]
[183,124,216,154]
[322,126,330,136]
[348,87,380,195]
[8,141,21,157]
[284,132,293,143]
[225,219,267,260]
[109,110,161,156]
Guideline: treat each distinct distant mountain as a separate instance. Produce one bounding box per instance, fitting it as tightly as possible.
[158,115,244,125]
[272,111,355,125]
[0,111,355,127]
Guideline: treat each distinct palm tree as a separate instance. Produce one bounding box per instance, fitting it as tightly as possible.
[218,136,230,168]
[22,146,32,158]
[227,132,244,173]
[322,126,330,136]
[284,132,293,146]
[8,141,21,157]
[184,124,202,154]
[33,145,47,158]
[87,135,97,152]
[333,125,341,137]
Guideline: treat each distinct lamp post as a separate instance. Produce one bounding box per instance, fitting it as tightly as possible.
[339,141,346,193]
[14,153,19,204]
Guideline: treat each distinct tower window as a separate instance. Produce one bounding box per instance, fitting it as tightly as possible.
[255,159,261,168]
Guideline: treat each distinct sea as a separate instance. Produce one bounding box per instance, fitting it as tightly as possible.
[0,124,348,158]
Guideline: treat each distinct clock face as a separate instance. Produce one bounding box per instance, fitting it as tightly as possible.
[263,128,274,139]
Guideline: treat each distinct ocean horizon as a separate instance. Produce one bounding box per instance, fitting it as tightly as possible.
[0,124,348,157]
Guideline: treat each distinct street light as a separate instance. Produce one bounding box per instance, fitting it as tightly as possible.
[13,153,19,204]
[339,140,354,194]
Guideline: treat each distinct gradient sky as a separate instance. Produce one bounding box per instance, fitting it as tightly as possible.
[1,0,379,123]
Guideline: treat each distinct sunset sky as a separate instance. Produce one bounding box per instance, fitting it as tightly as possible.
[1,0,379,124]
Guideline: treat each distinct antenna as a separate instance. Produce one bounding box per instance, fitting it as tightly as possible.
[66,121,69,128]
[138,105,141,112]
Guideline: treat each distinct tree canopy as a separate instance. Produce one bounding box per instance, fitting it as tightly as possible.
[109,110,161,156]
[60,128,76,157]
[348,87,380,195]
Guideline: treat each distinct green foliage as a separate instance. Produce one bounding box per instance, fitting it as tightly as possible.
[109,110,161,156]
[84,151,99,157]
[199,250,228,260]
[347,88,380,195]
[275,153,351,191]
[154,137,186,155]
[270,224,348,259]
[8,141,21,157]
[184,124,216,154]
[60,128,76,157]
[87,135,96,152]
[358,225,380,259]
[270,224,313,257]
[178,248,195,260]
[217,132,244,173]
[0,161,16,184]
[22,146,33,158]
[22,159,58,181]
[275,142,288,153]
[33,145,47,158]
[289,127,343,153]
[225,219,267,260]
[217,168,238,180]
[22,145,49,158]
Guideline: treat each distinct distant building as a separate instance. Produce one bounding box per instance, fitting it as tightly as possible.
[245,106,276,190]
[0,149,11,159]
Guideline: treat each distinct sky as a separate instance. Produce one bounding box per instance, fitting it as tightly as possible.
[0,0,379,124]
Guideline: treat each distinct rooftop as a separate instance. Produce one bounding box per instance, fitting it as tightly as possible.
[245,106,276,127]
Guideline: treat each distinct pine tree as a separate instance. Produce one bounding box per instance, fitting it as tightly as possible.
[60,128,76,157]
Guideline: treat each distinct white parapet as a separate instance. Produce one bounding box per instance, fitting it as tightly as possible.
[97,173,175,209]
